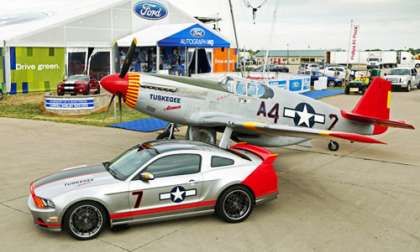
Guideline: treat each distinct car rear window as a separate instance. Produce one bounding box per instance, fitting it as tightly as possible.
[211,156,235,168]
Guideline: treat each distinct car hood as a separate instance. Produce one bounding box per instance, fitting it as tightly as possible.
[32,164,117,198]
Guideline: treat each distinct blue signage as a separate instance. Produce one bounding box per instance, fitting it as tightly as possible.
[269,80,287,89]
[289,79,303,92]
[45,98,94,109]
[158,23,230,48]
[303,77,311,91]
[133,0,168,20]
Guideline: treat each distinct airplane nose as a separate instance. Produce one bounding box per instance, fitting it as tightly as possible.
[100,74,129,97]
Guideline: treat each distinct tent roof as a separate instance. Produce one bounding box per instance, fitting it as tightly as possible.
[117,23,230,48]
[158,23,230,48]
[0,0,127,43]
[117,23,193,47]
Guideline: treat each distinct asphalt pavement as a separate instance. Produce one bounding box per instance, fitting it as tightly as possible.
[0,90,420,251]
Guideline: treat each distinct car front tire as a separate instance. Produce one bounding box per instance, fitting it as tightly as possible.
[327,80,335,88]
[216,185,254,223]
[405,82,411,92]
[63,201,107,240]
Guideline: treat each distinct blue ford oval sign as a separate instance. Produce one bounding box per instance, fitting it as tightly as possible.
[133,1,168,20]
[190,27,205,38]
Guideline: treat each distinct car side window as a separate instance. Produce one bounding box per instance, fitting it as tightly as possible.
[144,154,201,178]
[211,156,234,168]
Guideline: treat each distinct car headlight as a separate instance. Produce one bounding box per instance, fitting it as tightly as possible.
[32,195,55,209]
[30,183,55,209]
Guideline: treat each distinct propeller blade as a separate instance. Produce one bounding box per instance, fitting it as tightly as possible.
[119,38,137,78]
[118,94,122,122]
[106,94,116,113]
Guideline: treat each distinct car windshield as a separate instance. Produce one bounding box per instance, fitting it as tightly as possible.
[389,69,410,75]
[67,75,89,81]
[105,146,158,180]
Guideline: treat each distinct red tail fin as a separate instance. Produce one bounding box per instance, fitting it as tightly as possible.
[342,77,414,134]
[352,77,391,120]
[352,78,390,134]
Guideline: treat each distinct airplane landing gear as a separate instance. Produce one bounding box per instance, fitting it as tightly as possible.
[187,126,216,145]
[328,140,339,152]
[157,123,177,140]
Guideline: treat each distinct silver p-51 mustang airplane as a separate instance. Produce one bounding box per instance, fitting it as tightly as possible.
[101,39,414,151]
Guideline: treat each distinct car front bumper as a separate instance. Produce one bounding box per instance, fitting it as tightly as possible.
[27,196,62,232]
[389,82,407,87]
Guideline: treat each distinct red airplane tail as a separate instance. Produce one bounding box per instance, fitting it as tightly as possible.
[341,77,414,135]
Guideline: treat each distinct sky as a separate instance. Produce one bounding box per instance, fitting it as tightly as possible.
[0,0,418,50]
[172,0,420,51]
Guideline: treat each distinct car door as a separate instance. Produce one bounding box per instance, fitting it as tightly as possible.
[127,152,203,222]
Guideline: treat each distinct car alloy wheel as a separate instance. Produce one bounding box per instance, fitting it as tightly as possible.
[217,185,254,223]
[65,202,106,240]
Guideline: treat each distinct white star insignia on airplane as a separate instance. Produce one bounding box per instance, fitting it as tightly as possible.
[283,103,326,128]
[296,105,314,127]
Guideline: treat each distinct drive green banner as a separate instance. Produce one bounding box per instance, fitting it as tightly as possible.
[11,47,65,93]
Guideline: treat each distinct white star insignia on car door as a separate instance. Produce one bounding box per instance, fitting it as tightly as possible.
[159,186,197,203]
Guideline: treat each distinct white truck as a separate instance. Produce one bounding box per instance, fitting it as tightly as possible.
[328,50,416,68]
[384,67,420,92]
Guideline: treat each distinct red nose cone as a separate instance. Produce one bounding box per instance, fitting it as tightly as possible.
[100,74,129,96]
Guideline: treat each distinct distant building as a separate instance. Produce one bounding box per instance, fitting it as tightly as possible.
[255,50,326,65]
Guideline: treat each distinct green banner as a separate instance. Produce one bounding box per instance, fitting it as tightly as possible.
[11,47,65,92]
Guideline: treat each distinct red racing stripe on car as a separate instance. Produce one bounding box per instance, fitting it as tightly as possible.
[110,200,216,220]
[35,220,61,228]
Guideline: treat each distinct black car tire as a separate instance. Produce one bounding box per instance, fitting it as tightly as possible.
[405,82,411,92]
[328,80,336,88]
[63,201,108,240]
[216,185,254,223]
[85,85,90,95]
[345,86,350,94]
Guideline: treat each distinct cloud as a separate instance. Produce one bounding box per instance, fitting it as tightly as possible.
[171,0,420,50]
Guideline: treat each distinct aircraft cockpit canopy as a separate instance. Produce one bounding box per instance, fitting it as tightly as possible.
[220,76,274,99]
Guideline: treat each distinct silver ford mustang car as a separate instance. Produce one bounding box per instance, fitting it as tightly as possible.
[28,140,278,240]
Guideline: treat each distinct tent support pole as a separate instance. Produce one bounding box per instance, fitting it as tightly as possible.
[156,46,160,73]
[185,47,188,76]
[4,45,11,93]
[195,48,198,75]
[227,47,230,72]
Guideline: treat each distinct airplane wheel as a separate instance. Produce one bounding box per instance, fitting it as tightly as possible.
[328,141,339,152]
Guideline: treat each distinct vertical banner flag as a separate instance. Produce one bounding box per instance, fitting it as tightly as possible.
[350,24,360,62]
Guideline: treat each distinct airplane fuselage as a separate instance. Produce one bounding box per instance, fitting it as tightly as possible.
[127,74,373,147]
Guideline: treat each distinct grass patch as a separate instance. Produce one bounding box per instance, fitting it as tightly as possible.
[0,93,148,127]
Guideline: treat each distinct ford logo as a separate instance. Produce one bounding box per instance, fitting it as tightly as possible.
[190,27,205,38]
[133,0,168,20]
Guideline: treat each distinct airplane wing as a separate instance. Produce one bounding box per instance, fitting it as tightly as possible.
[197,114,385,144]
[231,121,385,144]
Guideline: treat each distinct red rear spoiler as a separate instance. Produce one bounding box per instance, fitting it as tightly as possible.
[341,110,415,130]
[230,143,277,160]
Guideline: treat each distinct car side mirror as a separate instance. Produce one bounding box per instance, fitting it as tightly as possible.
[139,172,154,181]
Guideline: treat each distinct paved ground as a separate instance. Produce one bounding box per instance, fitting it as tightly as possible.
[1,90,420,251]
